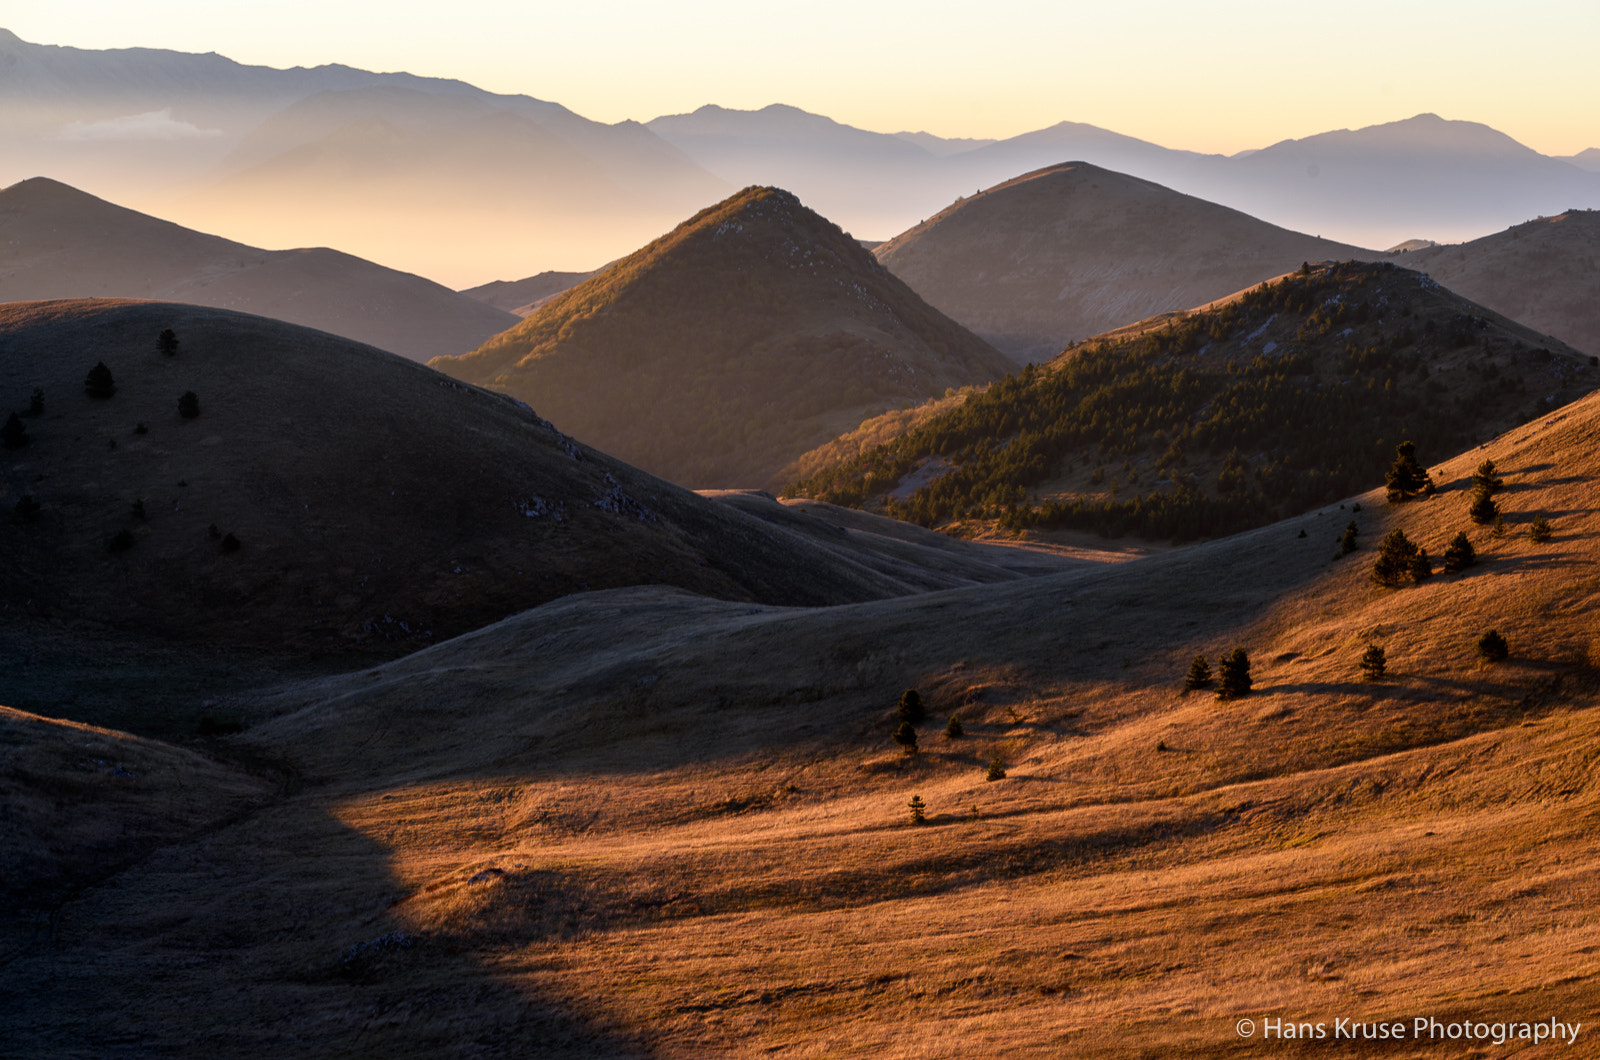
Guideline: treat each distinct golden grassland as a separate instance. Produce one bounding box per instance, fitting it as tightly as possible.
[6,380,1600,1055]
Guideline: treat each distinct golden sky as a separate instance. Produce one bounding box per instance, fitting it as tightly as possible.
[8,0,1600,155]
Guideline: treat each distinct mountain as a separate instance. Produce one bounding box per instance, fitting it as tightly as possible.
[431,187,1015,490]
[460,270,599,316]
[873,162,1377,360]
[13,374,1600,1054]
[0,299,1061,677]
[1200,114,1600,245]
[1395,209,1600,356]
[892,130,996,156]
[167,86,728,287]
[787,260,1595,540]
[1562,148,1600,172]
[0,177,517,362]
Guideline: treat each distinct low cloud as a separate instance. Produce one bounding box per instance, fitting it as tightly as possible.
[55,109,223,142]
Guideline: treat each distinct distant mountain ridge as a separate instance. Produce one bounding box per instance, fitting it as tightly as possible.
[0,177,517,362]
[873,161,1378,360]
[432,186,1014,489]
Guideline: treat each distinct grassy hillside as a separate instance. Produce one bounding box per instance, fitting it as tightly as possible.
[0,177,518,362]
[1398,207,1600,356]
[10,379,1600,1056]
[431,186,1014,489]
[873,162,1377,361]
[786,261,1595,541]
[0,300,1042,704]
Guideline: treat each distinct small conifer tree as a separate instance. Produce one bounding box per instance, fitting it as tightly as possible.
[84,361,116,399]
[1360,644,1387,681]
[944,715,964,739]
[1476,629,1509,664]
[1468,487,1498,526]
[985,755,1006,781]
[220,532,241,554]
[1183,654,1213,691]
[897,688,925,725]
[1216,647,1253,700]
[908,795,926,825]
[13,494,41,522]
[1528,516,1553,543]
[2,412,29,450]
[1372,528,1421,587]
[1442,532,1476,572]
[1410,548,1433,582]
[178,391,200,419]
[107,528,135,554]
[893,722,918,755]
[26,388,43,417]
[1339,520,1359,555]
[1384,441,1431,502]
[158,328,179,356]
[1471,459,1503,495]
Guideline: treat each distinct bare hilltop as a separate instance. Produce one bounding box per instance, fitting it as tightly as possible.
[874,162,1377,361]
[0,177,518,362]
[432,187,1014,490]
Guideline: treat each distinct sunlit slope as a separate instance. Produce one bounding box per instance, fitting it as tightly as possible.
[1399,208,1600,356]
[0,178,518,362]
[787,260,1594,541]
[874,162,1377,361]
[0,300,1035,665]
[40,374,1589,1057]
[431,187,1014,490]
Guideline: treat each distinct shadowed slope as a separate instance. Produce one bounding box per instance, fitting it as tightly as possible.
[1398,208,1600,356]
[432,187,1014,490]
[0,300,1044,676]
[0,177,518,362]
[874,162,1376,360]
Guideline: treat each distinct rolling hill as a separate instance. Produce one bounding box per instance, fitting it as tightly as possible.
[431,186,1015,490]
[0,299,1069,689]
[9,359,1600,1056]
[460,270,598,316]
[0,177,518,362]
[786,260,1595,540]
[873,162,1377,360]
[1396,209,1600,356]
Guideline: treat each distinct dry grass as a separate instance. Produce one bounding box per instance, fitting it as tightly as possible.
[7,385,1600,1055]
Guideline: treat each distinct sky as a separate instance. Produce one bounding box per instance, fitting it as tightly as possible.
[6,0,1600,157]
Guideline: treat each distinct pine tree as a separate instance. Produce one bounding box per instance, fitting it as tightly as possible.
[1360,644,1387,681]
[1,412,29,450]
[1468,487,1498,526]
[158,328,179,356]
[1371,528,1421,587]
[1216,648,1253,700]
[178,391,200,419]
[1476,629,1509,664]
[1528,516,1553,543]
[1442,531,1476,572]
[907,795,926,825]
[1471,459,1503,495]
[1183,654,1213,691]
[1384,441,1431,502]
[893,722,918,755]
[25,388,43,417]
[897,688,925,725]
[1339,520,1359,555]
[985,755,1007,782]
[944,715,964,739]
[84,361,116,400]
[1410,548,1433,582]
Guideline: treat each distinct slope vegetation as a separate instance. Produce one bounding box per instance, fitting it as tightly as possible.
[0,177,517,362]
[11,376,1600,1056]
[432,187,1014,489]
[0,300,1047,672]
[786,261,1594,540]
[1397,208,1600,356]
[874,162,1376,360]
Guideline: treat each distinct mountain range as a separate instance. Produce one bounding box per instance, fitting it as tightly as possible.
[5,29,1597,284]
